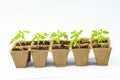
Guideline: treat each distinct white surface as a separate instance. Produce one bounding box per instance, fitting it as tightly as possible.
[0,0,120,80]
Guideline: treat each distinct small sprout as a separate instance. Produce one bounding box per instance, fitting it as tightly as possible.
[10,30,30,44]
[50,30,68,43]
[32,32,49,45]
[91,29,109,42]
[70,30,83,47]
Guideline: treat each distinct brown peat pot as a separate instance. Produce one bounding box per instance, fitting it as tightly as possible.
[10,46,29,68]
[51,40,70,67]
[92,39,112,65]
[72,38,91,66]
[31,41,50,67]
[15,41,32,62]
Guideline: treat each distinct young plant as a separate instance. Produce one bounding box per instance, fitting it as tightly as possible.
[32,32,49,46]
[50,30,68,44]
[10,30,30,45]
[70,30,83,47]
[91,29,109,42]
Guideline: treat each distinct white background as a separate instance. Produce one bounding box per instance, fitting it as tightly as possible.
[0,0,120,80]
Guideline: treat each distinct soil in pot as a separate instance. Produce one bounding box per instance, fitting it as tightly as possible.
[31,44,49,67]
[92,39,110,48]
[51,44,69,67]
[52,40,59,44]
[92,39,112,65]
[72,38,91,66]
[52,44,69,49]
[33,40,50,45]
[16,41,32,46]
[60,40,70,45]
[52,40,70,45]
[80,38,91,44]
[10,46,29,68]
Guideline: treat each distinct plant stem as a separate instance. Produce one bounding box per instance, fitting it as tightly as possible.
[78,37,80,48]
[43,40,45,45]
[18,41,23,50]
[37,41,39,49]
[24,38,27,44]
[59,42,60,48]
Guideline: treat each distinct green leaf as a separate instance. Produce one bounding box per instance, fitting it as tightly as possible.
[50,32,57,38]
[44,32,49,36]
[64,34,68,40]
[10,30,30,44]
[10,39,15,44]
[19,30,22,33]
[32,32,49,41]
[73,39,78,47]
[103,30,109,34]
[58,33,63,38]
[97,36,107,42]
[56,39,60,43]
[32,37,36,41]
[32,35,37,41]
[36,33,41,35]
[98,31,101,35]
[40,35,45,40]
[91,29,109,43]
[70,34,76,39]
[21,35,25,39]
[71,30,76,34]
[70,30,82,46]
[98,37,102,42]
[92,30,97,33]
[23,30,30,33]
[91,33,97,38]
[70,40,73,45]
[78,30,83,34]
[15,33,21,40]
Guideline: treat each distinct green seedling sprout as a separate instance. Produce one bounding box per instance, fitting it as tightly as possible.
[70,30,83,47]
[50,30,68,46]
[91,29,109,42]
[10,30,30,46]
[32,32,49,48]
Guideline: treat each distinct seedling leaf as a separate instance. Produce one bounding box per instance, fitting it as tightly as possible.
[91,29,109,42]
[10,30,30,44]
[103,30,109,34]
[50,30,68,43]
[70,30,83,46]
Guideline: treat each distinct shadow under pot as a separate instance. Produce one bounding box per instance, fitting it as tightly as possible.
[10,46,29,68]
[51,44,69,67]
[31,43,49,67]
[15,41,32,62]
[92,39,112,65]
[72,44,90,66]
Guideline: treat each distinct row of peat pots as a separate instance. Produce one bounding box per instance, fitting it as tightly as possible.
[10,38,112,68]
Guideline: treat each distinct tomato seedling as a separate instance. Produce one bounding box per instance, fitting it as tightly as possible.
[91,29,109,42]
[70,30,83,47]
[32,32,49,46]
[50,30,68,43]
[10,30,30,45]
